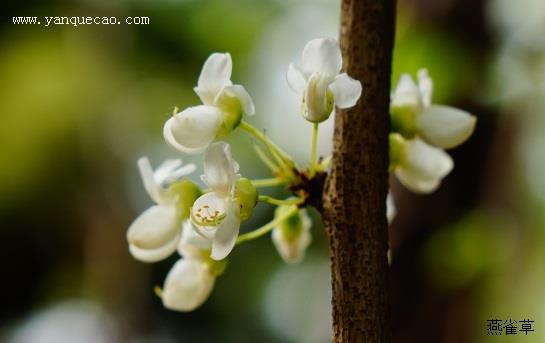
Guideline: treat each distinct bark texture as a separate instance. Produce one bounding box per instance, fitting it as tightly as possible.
[322,0,396,341]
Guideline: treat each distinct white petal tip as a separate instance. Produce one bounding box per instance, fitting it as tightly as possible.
[128,237,179,263]
[417,106,477,149]
[162,106,222,155]
[330,73,362,109]
[161,259,215,311]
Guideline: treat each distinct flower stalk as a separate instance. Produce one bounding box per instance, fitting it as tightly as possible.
[251,177,287,188]
[239,120,293,165]
[235,205,298,245]
[309,123,319,177]
[258,195,303,206]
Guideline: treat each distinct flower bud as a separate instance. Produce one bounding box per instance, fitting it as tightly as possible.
[215,88,244,137]
[170,178,202,220]
[389,133,406,170]
[127,204,181,263]
[272,205,312,264]
[302,74,335,123]
[234,178,258,221]
[390,104,416,139]
[161,258,215,312]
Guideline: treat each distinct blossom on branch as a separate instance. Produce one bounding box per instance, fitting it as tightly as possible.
[127,157,200,262]
[390,133,454,193]
[389,69,476,193]
[287,38,362,123]
[160,222,225,312]
[164,53,255,154]
[190,142,246,260]
[272,205,312,264]
[390,69,476,149]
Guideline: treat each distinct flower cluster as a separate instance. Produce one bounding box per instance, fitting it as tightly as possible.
[126,37,475,311]
[389,69,476,194]
[126,38,363,312]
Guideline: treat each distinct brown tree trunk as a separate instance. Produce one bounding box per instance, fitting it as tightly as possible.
[322,0,396,341]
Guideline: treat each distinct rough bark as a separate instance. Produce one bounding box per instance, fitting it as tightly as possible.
[322,0,396,341]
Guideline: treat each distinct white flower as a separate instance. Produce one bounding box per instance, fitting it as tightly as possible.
[287,38,362,123]
[271,205,312,264]
[390,69,476,193]
[161,222,217,312]
[390,133,453,194]
[190,142,241,260]
[391,69,476,149]
[164,53,255,154]
[127,157,196,263]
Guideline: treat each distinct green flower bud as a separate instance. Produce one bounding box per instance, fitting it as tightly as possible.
[275,204,304,241]
[215,90,243,138]
[170,178,202,220]
[390,104,416,139]
[234,178,258,221]
[272,204,312,264]
[389,133,406,171]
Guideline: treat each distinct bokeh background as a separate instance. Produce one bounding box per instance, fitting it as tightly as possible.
[2,0,545,342]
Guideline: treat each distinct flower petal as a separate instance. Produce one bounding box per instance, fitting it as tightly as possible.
[210,201,240,260]
[162,258,215,312]
[163,105,222,155]
[416,105,477,149]
[154,159,196,187]
[137,157,165,204]
[386,192,397,224]
[303,72,333,123]
[191,192,228,231]
[272,228,311,264]
[178,220,213,258]
[286,64,307,95]
[271,208,312,264]
[417,68,433,107]
[128,237,179,263]
[395,138,453,193]
[194,53,233,105]
[153,159,181,182]
[403,138,454,180]
[391,74,421,109]
[329,73,362,109]
[201,142,239,196]
[215,84,255,116]
[127,204,180,250]
[301,38,342,77]
[395,170,441,194]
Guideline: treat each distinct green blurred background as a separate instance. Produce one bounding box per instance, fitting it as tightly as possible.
[2,0,545,342]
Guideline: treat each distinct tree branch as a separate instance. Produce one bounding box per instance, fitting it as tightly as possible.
[322,0,396,341]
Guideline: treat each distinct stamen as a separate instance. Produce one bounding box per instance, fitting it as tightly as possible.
[191,203,228,227]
